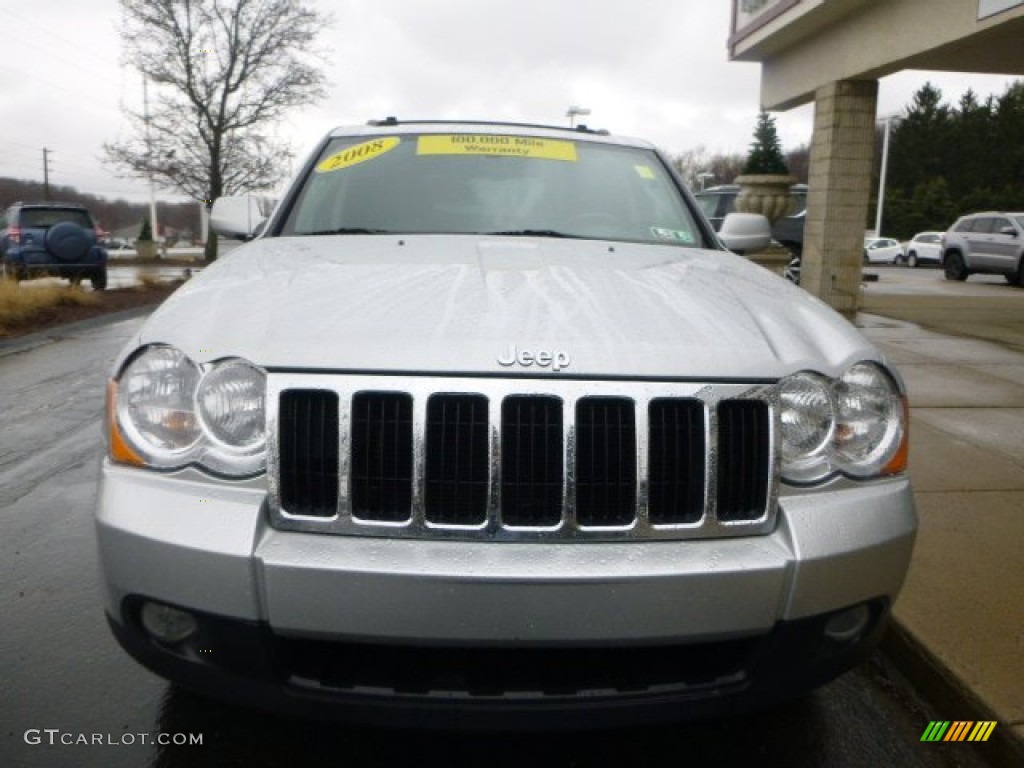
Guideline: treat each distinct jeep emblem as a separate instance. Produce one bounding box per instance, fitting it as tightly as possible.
[497,344,571,372]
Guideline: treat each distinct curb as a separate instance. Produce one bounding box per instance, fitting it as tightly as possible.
[0,305,156,360]
[882,620,1023,768]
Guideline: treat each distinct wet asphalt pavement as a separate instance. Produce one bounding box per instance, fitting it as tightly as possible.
[0,307,995,768]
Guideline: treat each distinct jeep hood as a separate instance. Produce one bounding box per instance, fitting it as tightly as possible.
[140,235,877,379]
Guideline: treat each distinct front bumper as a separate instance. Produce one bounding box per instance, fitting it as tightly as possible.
[96,461,916,724]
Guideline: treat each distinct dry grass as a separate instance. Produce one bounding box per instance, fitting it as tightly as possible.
[0,280,100,334]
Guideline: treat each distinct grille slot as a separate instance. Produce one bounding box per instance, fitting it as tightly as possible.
[425,394,489,526]
[716,400,770,521]
[278,390,339,518]
[648,399,706,525]
[575,398,637,527]
[351,392,413,522]
[501,396,563,527]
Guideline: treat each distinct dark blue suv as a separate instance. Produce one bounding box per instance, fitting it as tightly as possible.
[1,202,108,290]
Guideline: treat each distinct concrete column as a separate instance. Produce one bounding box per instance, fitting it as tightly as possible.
[801,80,878,314]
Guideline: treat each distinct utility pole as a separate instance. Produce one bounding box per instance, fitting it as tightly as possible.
[42,148,53,201]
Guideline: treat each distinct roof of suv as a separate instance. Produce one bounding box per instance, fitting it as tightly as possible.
[10,201,91,211]
[956,211,1024,218]
[327,118,654,150]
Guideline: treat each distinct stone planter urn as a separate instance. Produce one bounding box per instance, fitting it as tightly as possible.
[135,239,157,260]
[734,174,798,224]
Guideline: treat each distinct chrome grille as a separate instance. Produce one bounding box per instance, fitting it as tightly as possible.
[268,375,779,541]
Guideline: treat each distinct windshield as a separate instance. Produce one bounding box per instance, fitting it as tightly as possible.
[279,133,707,247]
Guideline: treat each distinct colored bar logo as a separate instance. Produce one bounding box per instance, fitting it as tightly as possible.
[921,721,997,742]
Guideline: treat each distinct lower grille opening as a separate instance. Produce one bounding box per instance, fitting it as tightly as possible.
[276,636,758,698]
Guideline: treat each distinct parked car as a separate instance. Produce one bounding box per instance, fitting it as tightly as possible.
[903,231,943,267]
[695,183,808,256]
[97,119,915,727]
[1,202,108,289]
[941,212,1024,285]
[863,237,903,265]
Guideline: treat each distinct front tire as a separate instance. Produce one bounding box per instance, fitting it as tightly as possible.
[1009,260,1024,288]
[943,251,968,281]
[908,252,918,268]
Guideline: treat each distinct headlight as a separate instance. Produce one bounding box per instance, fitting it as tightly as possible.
[832,362,905,477]
[110,345,266,476]
[778,372,835,484]
[197,360,266,450]
[117,346,201,457]
[778,361,907,484]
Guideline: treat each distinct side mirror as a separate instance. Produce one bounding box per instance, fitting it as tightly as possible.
[718,212,771,254]
[210,195,276,240]
[999,226,1017,237]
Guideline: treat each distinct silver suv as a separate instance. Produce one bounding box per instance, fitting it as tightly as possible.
[942,211,1024,285]
[96,120,916,727]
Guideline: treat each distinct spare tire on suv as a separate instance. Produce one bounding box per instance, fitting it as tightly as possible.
[46,220,95,262]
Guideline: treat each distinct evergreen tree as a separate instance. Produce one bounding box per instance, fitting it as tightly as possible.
[743,111,789,175]
[138,217,153,242]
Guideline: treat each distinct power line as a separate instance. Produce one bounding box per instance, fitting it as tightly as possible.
[0,7,126,91]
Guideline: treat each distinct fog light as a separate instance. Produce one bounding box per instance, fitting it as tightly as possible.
[140,601,198,644]
[823,604,871,643]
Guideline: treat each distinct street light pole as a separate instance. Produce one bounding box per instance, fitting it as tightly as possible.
[566,105,591,128]
[875,113,900,236]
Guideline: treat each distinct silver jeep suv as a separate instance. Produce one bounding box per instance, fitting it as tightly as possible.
[942,211,1024,285]
[96,119,916,727]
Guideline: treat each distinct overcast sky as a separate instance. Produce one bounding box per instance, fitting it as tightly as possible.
[0,0,1017,203]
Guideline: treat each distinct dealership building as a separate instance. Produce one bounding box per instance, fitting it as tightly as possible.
[730,0,1024,311]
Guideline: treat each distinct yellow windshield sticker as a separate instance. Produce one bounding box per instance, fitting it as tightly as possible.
[315,137,401,173]
[417,135,577,161]
[634,165,655,180]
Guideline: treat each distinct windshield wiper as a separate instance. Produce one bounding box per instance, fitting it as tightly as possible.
[304,227,393,236]
[483,229,578,239]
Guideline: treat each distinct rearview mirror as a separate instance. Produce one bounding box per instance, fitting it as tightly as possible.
[718,212,771,254]
[210,195,276,240]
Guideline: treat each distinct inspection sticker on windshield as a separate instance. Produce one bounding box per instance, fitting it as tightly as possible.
[651,227,694,243]
[634,165,656,180]
[417,135,577,161]
[316,137,401,173]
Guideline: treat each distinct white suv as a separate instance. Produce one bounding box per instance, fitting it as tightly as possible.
[942,212,1024,285]
[96,120,916,727]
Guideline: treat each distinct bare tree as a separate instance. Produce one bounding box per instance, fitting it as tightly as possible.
[671,145,712,189]
[104,0,329,260]
[671,146,747,191]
